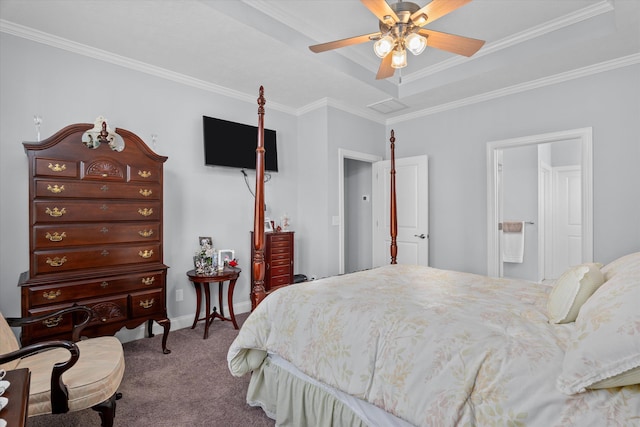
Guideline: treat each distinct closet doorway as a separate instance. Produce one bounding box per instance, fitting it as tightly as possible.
[487,128,593,280]
[338,149,382,275]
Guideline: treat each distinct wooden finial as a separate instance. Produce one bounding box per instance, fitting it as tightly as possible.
[258,86,265,115]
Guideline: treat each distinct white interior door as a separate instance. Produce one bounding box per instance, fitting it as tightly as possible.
[372,155,428,267]
[552,166,582,278]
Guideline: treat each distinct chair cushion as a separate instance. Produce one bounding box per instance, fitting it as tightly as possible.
[0,312,21,371]
[14,336,124,416]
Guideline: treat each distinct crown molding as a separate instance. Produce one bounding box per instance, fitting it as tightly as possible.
[387,53,640,125]
[296,98,385,123]
[0,19,297,116]
[2,5,633,127]
[402,0,614,83]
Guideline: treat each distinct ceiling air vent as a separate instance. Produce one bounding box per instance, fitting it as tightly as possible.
[367,98,408,114]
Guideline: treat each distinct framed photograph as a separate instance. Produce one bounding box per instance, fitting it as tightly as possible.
[198,236,212,248]
[264,218,273,232]
[218,249,235,266]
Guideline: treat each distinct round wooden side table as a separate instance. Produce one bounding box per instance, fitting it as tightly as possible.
[186,266,241,339]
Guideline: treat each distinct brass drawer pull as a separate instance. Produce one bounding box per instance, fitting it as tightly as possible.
[138,208,153,217]
[101,281,109,288]
[100,227,109,233]
[43,289,61,300]
[46,256,67,267]
[43,315,63,328]
[100,185,109,192]
[45,207,66,217]
[48,163,67,172]
[138,170,152,178]
[101,250,110,256]
[100,204,109,211]
[139,189,153,197]
[45,231,66,242]
[138,250,154,259]
[139,229,154,237]
[139,298,155,309]
[141,276,155,285]
[47,184,65,194]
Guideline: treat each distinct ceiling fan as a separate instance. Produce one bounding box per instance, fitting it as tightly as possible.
[309,0,485,80]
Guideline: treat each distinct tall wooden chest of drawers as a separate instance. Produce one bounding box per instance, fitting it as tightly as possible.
[251,231,294,294]
[19,121,171,353]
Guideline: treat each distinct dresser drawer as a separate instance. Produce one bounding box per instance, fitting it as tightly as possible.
[270,265,291,277]
[270,257,291,268]
[268,233,290,242]
[25,303,75,340]
[33,243,162,275]
[130,289,164,318]
[34,158,78,178]
[33,222,160,248]
[82,295,128,326]
[269,275,291,287]
[129,164,162,183]
[33,200,161,223]
[270,247,291,257]
[35,179,161,200]
[26,271,166,307]
[270,251,291,261]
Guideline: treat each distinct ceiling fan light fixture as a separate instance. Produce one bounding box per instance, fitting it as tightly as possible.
[412,13,428,27]
[374,35,395,58]
[391,48,407,69]
[405,33,427,55]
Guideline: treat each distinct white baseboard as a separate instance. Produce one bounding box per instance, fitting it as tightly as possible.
[114,300,252,344]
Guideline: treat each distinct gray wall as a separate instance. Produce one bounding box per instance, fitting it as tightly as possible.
[1,32,639,333]
[390,64,640,274]
[0,34,301,328]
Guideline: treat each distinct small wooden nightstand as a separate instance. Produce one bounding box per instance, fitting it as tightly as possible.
[186,266,241,338]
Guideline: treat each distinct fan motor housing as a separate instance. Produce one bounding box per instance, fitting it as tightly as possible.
[379,1,423,33]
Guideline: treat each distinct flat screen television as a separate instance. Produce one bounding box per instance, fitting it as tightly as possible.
[203,116,278,172]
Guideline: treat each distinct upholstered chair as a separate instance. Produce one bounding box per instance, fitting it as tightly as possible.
[0,306,124,427]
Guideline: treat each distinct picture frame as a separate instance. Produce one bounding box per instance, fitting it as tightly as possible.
[218,249,235,266]
[264,218,273,232]
[198,236,212,248]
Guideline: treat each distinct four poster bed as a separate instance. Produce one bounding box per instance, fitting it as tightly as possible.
[228,87,640,426]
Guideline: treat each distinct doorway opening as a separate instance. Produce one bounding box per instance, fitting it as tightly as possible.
[338,149,382,275]
[487,128,593,279]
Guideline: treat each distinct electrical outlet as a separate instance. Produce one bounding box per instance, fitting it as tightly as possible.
[176,289,183,302]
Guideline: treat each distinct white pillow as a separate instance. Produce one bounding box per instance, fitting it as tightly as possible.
[600,251,640,281]
[556,262,640,394]
[547,263,604,324]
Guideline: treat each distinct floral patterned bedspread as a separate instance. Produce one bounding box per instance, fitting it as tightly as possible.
[228,264,640,426]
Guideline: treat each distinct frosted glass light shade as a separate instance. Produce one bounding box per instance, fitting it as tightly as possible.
[406,33,427,55]
[374,35,394,58]
[391,49,407,68]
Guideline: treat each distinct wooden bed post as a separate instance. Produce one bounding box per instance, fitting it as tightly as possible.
[251,86,267,310]
[389,130,397,265]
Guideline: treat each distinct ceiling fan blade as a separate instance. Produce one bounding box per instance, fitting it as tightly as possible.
[376,53,395,80]
[411,0,472,27]
[309,32,381,53]
[361,0,399,25]
[418,29,485,57]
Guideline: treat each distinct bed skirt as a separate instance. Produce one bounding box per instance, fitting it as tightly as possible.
[247,354,414,427]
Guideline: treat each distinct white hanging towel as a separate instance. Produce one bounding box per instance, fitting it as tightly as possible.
[502,221,525,263]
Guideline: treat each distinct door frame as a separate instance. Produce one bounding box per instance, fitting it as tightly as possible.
[338,149,382,275]
[487,127,593,277]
